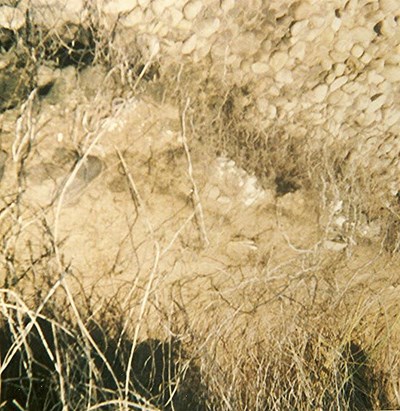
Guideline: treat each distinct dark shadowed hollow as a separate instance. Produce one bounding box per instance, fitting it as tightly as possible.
[0,315,208,410]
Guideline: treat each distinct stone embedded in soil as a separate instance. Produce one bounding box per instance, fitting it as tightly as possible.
[0,6,25,30]
[269,51,289,72]
[196,17,220,38]
[103,0,138,14]
[323,240,347,252]
[382,65,400,82]
[309,84,328,103]
[329,75,348,92]
[251,62,269,74]
[182,33,197,54]
[183,0,203,20]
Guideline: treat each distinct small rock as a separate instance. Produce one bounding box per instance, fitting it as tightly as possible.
[251,62,269,74]
[382,64,400,82]
[151,0,175,16]
[366,94,386,113]
[182,34,197,54]
[121,7,143,27]
[292,1,314,20]
[218,196,231,205]
[208,186,220,200]
[103,0,138,14]
[269,50,288,72]
[333,63,346,77]
[327,89,348,106]
[309,84,328,103]
[37,65,59,88]
[367,70,384,85]
[289,41,306,60]
[231,31,261,56]
[354,94,370,111]
[350,26,375,45]
[351,44,364,58]
[275,69,293,84]
[360,51,373,64]
[0,6,25,30]
[331,17,341,32]
[291,19,309,37]
[335,38,352,53]
[196,17,220,38]
[138,0,150,6]
[323,240,347,252]
[183,0,203,20]
[380,0,399,13]
[221,0,235,13]
[329,75,348,92]
[168,8,183,28]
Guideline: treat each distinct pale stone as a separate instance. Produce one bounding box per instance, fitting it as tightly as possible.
[269,50,288,71]
[331,17,341,31]
[252,62,269,74]
[319,27,335,45]
[197,17,220,38]
[218,196,231,204]
[309,84,328,103]
[329,75,348,92]
[327,89,348,105]
[367,70,384,85]
[268,85,280,97]
[182,33,197,54]
[366,94,386,113]
[266,104,277,119]
[382,64,400,82]
[221,0,235,13]
[176,18,192,31]
[384,108,400,127]
[380,0,399,13]
[325,73,336,85]
[329,50,348,63]
[121,7,143,27]
[292,1,313,20]
[36,65,60,88]
[354,95,371,111]
[168,7,183,28]
[350,26,375,44]
[380,17,397,37]
[138,0,150,6]
[335,38,352,53]
[323,240,347,252]
[103,0,138,14]
[351,44,364,58]
[275,69,293,84]
[290,19,309,37]
[193,41,211,61]
[304,27,324,42]
[0,6,25,30]
[183,0,202,20]
[289,41,306,60]
[360,51,373,64]
[256,97,269,113]
[231,31,260,56]
[152,0,175,16]
[333,63,346,77]
[208,186,220,200]
[386,53,400,65]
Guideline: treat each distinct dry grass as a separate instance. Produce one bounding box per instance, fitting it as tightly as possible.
[1,5,400,411]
